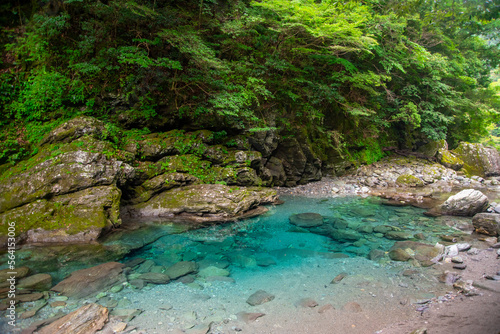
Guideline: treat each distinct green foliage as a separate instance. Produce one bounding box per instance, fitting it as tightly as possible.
[0,0,498,168]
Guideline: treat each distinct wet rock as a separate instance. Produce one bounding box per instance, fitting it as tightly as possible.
[385,231,412,240]
[237,311,265,323]
[0,266,30,282]
[440,189,489,216]
[368,249,385,261]
[51,262,125,299]
[198,266,230,278]
[16,292,44,302]
[246,290,275,306]
[20,300,47,319]
[256,255,277,267]
[18,273,52,291]
[289,212,324,227]
[137,272,170,284]
[329,228,362,242]
[37,303,108,334]
[437,149,464,171]
[110,308,143,321]
[389,248,411,261]
[472,213,500,236]
[165,261,198,279]
[136,259,155,273]
[330,272,348,284]
[390,241,442,266]
[50,301,67,308]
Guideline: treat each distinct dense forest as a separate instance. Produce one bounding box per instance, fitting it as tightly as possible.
[1,0,499,168]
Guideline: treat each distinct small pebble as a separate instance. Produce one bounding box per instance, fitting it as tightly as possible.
[451,256,463,264]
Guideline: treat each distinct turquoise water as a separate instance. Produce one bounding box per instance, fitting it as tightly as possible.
[2,195,468,333]
[122,195,457,267]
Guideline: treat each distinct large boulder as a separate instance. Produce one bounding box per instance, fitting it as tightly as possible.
[122,184,278,222]
[436,149,464,171]
[51,262,125,299]
[0,186,121,243]
[472,213,500,236]
[417,140,448,157]
[452,142,500,177]
[39,116,106,146]
[440,189,489,216]
[0,150,134,214]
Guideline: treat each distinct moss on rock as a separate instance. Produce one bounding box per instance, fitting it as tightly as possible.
[0,186,121,242]
[396,174,425,187]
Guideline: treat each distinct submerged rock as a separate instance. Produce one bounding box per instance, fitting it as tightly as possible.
[165,261,198,279]
[246,290,275,306]
[289,213,324,227]
[440,189,489,216]
[51,262,125,299]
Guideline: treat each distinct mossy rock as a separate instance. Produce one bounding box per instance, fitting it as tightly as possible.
[0,186,121,243]
[396,174,424,187]
[452,142,500,177]
[0,149,134,214]
[436,149,464,171]
[39,116,106,146]
[122,184,278,221]
[417,140,447,157]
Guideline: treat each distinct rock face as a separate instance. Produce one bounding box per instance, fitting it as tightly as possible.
[440,189,489,216]
[37,303,108,334]
[452,142,500,177]
[1,186,121,244]
[0,116,284,246]
[51,262,125,299]
[472,213,500,236]
[122,184,278,222]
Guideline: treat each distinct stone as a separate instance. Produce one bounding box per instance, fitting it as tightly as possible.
[368,249,385,261]
[330,272,348,284]
[457,243,471,252]
[18,273,52,291]
[137,272,170,284]
[472,213,500,236]
[418,140,448,157]
[37,303,108,334]
[453,264,467,270]
[51,262,125,299]
[246,290,275,306]
[451,256,463,263]
[453,142,500,177]
[1,186,122,244]
[437,149,464,171]
[396,174,425,187]
[50,301,67,308]
[198,266,230,278]
[39,116,106,145]
[385,231,412,240]
[0,267,30,282]
[110,308,143,322]
[256,256,277,267]
[289,212,324,228]
[121,184,278,223]
[165,261,198,279]
[389,248,411,262]
[390,241,442,265]
[16,292,44,303]
[237,311,265,323]
[440,189,489,216]
[0,149,133,215]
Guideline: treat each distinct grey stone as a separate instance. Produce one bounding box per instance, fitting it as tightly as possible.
[472,213,500,236]
[246,290,275,306]
[441,189,489,216]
